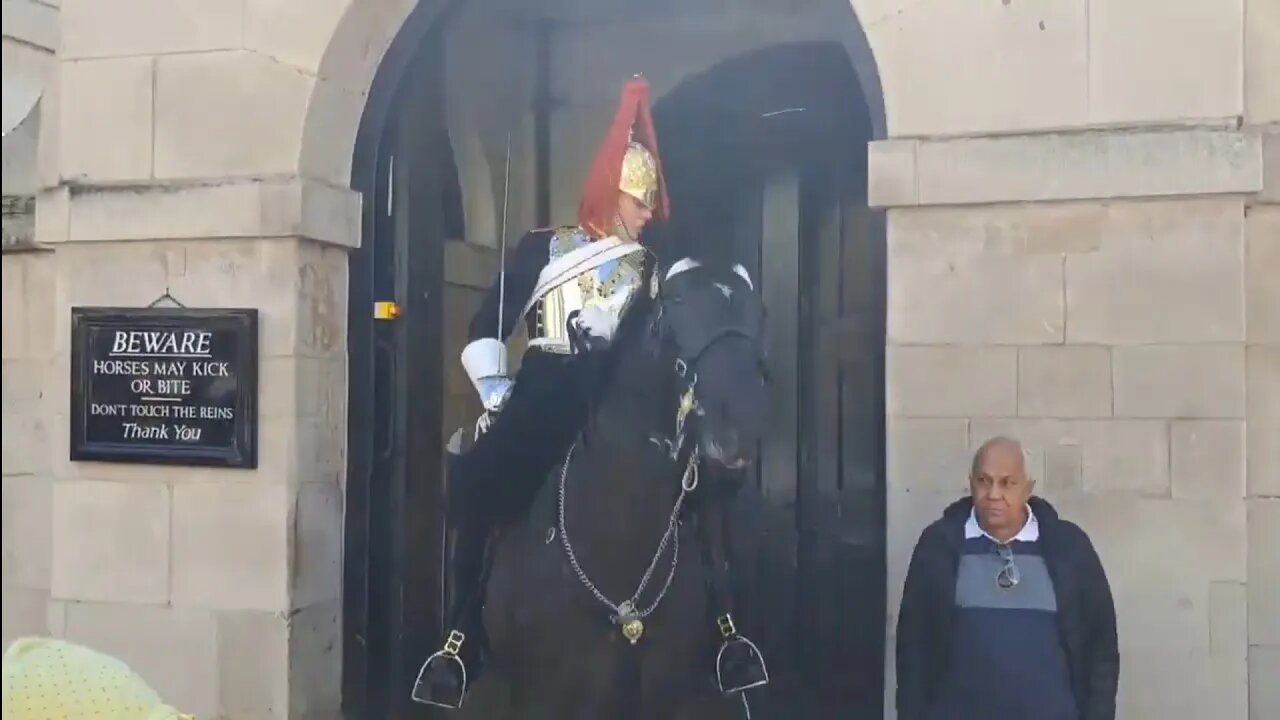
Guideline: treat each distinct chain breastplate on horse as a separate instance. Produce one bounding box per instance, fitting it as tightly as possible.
[530,226,646,354]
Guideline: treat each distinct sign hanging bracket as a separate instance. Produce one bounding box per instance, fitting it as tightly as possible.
[147,287,187,309]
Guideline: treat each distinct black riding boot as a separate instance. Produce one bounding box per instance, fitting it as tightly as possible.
[411,513,492,709]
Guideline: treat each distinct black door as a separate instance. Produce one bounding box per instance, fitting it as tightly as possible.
[344,16,457,718]
[651,41,885,718]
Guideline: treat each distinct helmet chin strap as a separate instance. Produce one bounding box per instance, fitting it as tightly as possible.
[614,211,635,242]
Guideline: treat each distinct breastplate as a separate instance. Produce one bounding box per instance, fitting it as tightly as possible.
[531,226,646,354]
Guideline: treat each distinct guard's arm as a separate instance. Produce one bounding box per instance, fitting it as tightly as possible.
[460,231,547,412]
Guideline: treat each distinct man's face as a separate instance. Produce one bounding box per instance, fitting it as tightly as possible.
[970,443,1032,534]
[616,192,654,240]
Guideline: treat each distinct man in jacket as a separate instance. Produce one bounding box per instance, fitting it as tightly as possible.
[895,435,1119,720]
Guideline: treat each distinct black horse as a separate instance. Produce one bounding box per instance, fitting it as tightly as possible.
[457,256,771,719]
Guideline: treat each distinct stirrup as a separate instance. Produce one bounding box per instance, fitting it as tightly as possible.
[410,630,469,709]
[714,614,769,695]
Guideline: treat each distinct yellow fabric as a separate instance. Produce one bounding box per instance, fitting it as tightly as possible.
[1,637,194,720]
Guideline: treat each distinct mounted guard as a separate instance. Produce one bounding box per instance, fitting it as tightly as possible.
[412,75,768,711]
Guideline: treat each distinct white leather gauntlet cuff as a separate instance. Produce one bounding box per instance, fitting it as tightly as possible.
[460,338,508,394]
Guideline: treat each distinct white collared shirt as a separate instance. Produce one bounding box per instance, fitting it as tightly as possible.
[965,504,1039,543]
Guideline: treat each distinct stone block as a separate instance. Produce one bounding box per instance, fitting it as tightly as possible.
[1246,0,1280,123]
[1045,496,1246,647]
[1118,648,1246,720]
[887,418,971,494]
[1248,499,1280,645]
[1089,0,1243,123]
[1261,129,1280,205]
[58,57,153,182]
[0,250,55,358]
[53,242,170,347]
[171,483,289,611]
[17,255,54,359]
[1,261,26,358]
[2,414,51,478]
[444,241,499,290]
[299,77,370,188]
[1017,345,1112,418]
[45,600,66,638]
[154,51,314,179]
[1251,646,1280,719]
[245,0,350,74]
[288,600,342,717]
[971,419,1170,497]
[886,346,1016,417]
[166,238,303,357]
[291,482,343,609]
[1,475,51,589]
[63,602,219,718]
[1,587,49,647]
[1171,421,1246,502]
[866,140,917,208]
[297,179,362,249]
[1066,198,1245,344]
[1246,207,1280,342]
[33,186,68,246]
[1247,346,1280,497]
[50,481,169,604]
[1259,129,1280,207]
[259,356,345,422]
[60,178,362,248]
[887,209,1064,345]
[35,64,61,191]
[1210,581,1248,656]
[915,130,1261,207]
[866,0,1088,137]
[218,610,289,719]
[294,240,347,359]
[60,0,244,59]
[1113,345,1246,418]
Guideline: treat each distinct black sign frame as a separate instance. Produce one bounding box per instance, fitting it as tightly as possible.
[69,307,259,468]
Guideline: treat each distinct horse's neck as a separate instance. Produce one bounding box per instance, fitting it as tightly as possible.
[565,345,681,572]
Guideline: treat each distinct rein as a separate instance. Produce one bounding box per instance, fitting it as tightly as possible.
[553,302,713,645]
[555,433,697,645]
[553,277,760,646]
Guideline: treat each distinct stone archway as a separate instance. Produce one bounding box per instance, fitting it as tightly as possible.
[323,0,888,717]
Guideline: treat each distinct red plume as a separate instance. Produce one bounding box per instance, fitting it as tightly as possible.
[577,75,670,238]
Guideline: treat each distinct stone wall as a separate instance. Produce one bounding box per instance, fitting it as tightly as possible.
[1,0,1277,718]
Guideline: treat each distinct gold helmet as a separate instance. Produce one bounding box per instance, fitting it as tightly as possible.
[578,75,669,237]
[619,140,659,210]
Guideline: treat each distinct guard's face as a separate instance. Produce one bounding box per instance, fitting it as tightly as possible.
[616,193,654,240]
[659,259,768,469]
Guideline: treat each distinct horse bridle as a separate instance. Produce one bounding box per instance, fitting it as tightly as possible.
[656,293,766,465]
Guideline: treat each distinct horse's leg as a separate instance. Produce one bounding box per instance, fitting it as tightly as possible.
[697,492,770,696]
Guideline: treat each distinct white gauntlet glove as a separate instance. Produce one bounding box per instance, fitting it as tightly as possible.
[571,305,619,350]
[461,338,513,413]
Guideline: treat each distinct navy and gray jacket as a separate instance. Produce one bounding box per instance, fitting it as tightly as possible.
[895,496,1119,720]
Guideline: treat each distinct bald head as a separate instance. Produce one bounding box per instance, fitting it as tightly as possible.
[969,435,1034,542]
[970,435,1028,479]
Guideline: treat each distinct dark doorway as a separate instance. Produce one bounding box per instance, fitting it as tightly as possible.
[343,3,466,718]
[344,7,886,720]
[649,42,886,718]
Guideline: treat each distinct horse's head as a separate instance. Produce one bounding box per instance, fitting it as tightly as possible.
[652,257,769,470]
